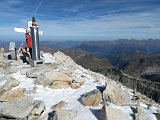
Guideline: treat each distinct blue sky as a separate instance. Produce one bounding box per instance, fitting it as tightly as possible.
[0,0,160,41]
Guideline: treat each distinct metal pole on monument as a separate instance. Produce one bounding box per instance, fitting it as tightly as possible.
[29,17,44,66]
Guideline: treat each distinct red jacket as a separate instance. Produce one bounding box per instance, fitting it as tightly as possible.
[26,34,32,48]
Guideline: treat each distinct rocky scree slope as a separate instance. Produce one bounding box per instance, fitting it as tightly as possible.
[0,49,159,120]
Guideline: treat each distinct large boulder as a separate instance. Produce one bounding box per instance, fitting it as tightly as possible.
[53,51,77,68]
[104,81,133,105]
[26,64,52,78]
[57,68,73,77]
[136,107,157,120]
[26,67,37,78]
[80,89,102,106]
[56,109,77,120]
[44,71,71,83]
[28,100,45,120]
[0,88,25,102]
[104,106,131,120]
[70,83,80,89]
[35,74,52,87]
[52,101,66,111]
[50,81,70,89]
[0,96,35,119]
[0,77,20,95]
[48,109,77,120]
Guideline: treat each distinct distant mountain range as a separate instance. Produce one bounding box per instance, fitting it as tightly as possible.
[77,39,160,65]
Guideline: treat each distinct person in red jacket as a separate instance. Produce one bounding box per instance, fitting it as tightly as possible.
[25,32,32,59]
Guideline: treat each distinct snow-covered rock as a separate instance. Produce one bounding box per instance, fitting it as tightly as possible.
[41,52,55,64]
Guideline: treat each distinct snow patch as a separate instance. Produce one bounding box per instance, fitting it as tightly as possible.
[40,52,55,63]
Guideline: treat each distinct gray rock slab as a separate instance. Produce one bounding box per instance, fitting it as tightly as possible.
[34,101,45,115]
[0,96,35,119]
[26,65,52,78]
[136,107,157,120]
[105,106,131,120]
[80,89,102,106]
[35,74,53,86]
[20,67,32,75]
[56,109,77,120]
[0,77,20,95]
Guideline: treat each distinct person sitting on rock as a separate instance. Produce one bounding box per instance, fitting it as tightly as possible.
[20,47,30,64]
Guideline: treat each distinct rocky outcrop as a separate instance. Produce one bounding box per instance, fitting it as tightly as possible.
[140,67,160,83]
[80,89,102,106]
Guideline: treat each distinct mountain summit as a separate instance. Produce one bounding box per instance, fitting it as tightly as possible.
[0,50,159,120]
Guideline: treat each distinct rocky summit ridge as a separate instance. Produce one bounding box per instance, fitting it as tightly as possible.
[0,49,159,120]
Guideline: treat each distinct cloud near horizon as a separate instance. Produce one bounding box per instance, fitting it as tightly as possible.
[0,0,160,41]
